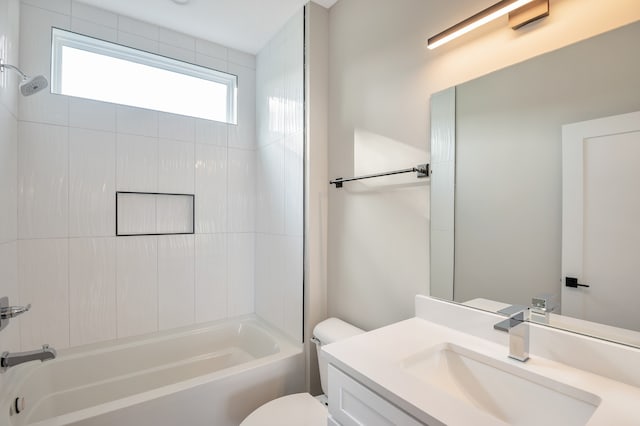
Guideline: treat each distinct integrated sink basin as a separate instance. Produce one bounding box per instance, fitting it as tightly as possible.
[402,343,601,426]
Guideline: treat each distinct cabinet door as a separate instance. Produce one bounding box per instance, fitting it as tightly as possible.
[328,365,425,426]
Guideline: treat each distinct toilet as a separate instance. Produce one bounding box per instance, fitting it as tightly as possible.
[240,318,364,426]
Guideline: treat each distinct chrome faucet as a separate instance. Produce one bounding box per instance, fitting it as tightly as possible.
[493,306,529,362]
[0,296,31,332]
[1,345,57,371]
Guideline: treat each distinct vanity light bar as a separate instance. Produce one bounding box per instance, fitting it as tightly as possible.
[427,0,537,50]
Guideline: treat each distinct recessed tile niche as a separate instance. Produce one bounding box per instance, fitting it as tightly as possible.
[116,192,194,236]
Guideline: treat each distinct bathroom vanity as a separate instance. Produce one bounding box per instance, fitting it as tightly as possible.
[322,296,640,425]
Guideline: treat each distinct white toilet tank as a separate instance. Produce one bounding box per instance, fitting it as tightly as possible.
[240,318,365,426]
[312,318,364,394]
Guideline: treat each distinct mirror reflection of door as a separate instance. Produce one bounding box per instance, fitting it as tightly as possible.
[562,111,640,330]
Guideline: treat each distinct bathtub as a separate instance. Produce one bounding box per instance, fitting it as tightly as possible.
[0,316,304,426]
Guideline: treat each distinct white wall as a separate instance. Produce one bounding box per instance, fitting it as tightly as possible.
[255,9,304,342]
[13,0,257,350]
[327,0,640,330]
[0,0,20,356]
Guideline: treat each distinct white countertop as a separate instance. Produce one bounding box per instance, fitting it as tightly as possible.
[323,316,640,425]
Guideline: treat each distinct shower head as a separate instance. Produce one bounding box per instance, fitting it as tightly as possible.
[19,74,48,96]
[0,61,49,96]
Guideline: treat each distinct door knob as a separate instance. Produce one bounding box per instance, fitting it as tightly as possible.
[565,277,590,288]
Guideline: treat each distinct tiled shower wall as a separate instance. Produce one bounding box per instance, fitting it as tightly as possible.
[11,0,258,350]
[254,10,304,341]
[0,0,20,355]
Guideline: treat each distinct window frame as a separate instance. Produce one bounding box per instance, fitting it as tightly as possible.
[51,27,237,124]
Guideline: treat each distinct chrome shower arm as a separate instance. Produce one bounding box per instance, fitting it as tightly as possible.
[0,61,28,80]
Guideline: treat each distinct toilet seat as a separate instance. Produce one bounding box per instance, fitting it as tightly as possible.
[240,393,327,426]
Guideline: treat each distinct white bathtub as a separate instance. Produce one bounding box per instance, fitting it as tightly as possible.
[0,316,304,426]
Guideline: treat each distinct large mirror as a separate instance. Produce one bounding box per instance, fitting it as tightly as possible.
[430,20,640,347]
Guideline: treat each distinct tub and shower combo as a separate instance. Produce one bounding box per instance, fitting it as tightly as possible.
[0,317,304,426]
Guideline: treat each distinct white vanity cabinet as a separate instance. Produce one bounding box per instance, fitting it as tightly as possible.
[321,297,640,426]
[327,365,426,426]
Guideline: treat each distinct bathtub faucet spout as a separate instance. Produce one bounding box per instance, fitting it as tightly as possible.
[1,344,57,371]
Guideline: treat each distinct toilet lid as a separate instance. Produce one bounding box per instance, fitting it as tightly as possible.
[240,393,327,426]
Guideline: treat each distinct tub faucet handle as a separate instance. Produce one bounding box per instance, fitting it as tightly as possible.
[0,303,31,319]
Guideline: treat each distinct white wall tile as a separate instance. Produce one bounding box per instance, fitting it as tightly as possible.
[255,234,284,329]
[18,239,69,349]
[21,0,70,15]
[282,236,303,341]
[69,238,116,346]
[228,148,255,232]
[1,0,21,353]
[195,39,227,61]
[253,12,304,342]
[158,27,195,50]
[284,132,303,236]
[228,64,256,149]
[255,52,269,146]
[228,49,256,69]
[195,119,227,146]
[18,122,68,239]
[159,112,195,142]
[116,193,156,235]
[71,1,117,28]
[283,57,304,136]
[195,234,227,322]
[0,0,20,117]
[255,141,284,234]
[116,236,158,338]
[283,13,304,137]
[69,128,116,237]
[156,194,194,234]
[158,235,194,330]
[256,50,283,147]
[18,90,70,128]
[158,139,194,194]
[117,31,159,54]
[158,42,195,63]
[195,144,227,233]
[116,133,158,192]
[71,17,117,43]
[10,2,296,347]
[0,242,20,352]
[116,105,159,137]
[118,15,158,40]
[195,54,227,73]
[227,233,254,316]
[255,233,302,341]
[19,4,70,126]
[0,106,17,243]
[69,97,117,132]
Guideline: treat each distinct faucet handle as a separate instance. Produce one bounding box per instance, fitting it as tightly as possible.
[0,304,31,320]
[496,304,528,317]
[531,294,556,313]
[493,305,529,332]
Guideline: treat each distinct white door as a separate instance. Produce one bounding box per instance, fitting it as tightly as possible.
[562,111,640,331]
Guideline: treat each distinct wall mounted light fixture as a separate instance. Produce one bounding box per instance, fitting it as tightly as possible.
[427,0,549,50]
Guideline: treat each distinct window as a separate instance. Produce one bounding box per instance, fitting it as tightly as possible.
[51,28,237,123]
